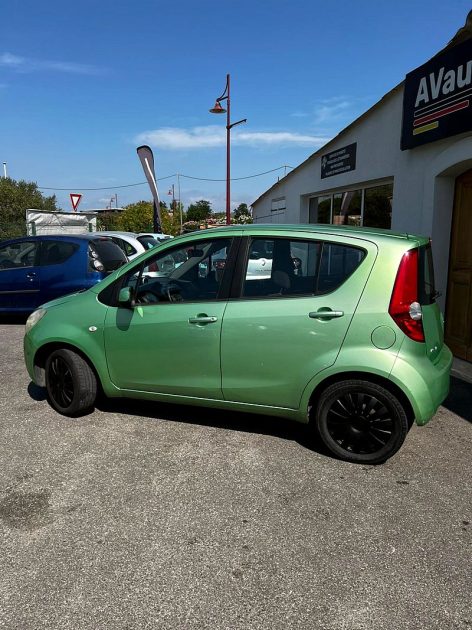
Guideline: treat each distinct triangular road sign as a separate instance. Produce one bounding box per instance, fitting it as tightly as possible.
[70,193,82,211]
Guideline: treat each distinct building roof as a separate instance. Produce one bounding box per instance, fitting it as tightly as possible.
[251,10,472,209]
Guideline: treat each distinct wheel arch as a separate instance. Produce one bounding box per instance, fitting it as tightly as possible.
[307,371,415,428]
[33,341,102,392]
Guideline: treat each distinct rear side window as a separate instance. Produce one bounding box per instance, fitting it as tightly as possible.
[90,239,127,271]
[40,241,78,266]
[418,244,436,305]
[242,237,365,298]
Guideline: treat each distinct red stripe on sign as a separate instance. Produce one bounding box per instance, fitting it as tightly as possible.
[414,100,469,126]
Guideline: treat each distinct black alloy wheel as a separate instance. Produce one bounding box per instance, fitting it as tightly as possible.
[48,355,75,409]
[45,348,97,416]
[315,380,409,464]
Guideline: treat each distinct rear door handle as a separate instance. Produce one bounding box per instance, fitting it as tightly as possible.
[188,316,218,325]
[309,309,344,320]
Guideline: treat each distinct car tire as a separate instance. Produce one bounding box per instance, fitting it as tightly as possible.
[314,379,409,464]
[45,348,97,416]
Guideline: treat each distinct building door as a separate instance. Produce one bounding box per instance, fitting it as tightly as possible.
[445,169,472,361]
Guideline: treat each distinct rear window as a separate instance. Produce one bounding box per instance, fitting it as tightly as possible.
[90,239,127,271]
[137,235,159,250]
[418,243,436,305]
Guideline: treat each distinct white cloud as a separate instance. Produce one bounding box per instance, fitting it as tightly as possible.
[0,52,105,75]
[135,125,329,150]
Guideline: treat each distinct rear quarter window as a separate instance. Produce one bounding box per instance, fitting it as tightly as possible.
[316,243,366,294]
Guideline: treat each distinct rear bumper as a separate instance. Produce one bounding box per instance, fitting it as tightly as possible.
[389,344,453,425]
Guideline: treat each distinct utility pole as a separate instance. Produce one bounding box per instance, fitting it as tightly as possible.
[177,173,183,234]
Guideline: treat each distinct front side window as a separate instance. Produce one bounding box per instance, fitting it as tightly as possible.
[0,241,38,270]
[242,237,365,298]
[120,238,232,304]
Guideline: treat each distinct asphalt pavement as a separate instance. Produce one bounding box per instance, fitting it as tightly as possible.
[0,322,470,630]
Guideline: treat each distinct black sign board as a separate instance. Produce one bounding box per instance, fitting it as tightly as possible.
[321,143,357,179]
[401,38,472,150]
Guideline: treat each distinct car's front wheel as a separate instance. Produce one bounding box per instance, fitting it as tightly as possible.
[45,348,97,416]
[314,380,410,464]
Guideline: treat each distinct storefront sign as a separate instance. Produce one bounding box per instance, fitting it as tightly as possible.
[401,38,472,150]
[321,143,357,179]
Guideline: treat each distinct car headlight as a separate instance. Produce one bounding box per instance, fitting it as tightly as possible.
[25,308,47,334]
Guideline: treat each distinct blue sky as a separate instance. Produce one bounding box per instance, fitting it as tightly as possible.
[1,0,471,212]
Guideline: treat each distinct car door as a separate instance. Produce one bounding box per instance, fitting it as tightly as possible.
[220,233,376,409]
[0,239,41,311]
[38,239,81,303]
[103,235,239,399]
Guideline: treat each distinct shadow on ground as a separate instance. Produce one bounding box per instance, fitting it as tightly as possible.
[96,396,333,458]
[0,314,28,325]
[442,376,472,423]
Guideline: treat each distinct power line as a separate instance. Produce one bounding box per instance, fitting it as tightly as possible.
[37,165,294,191]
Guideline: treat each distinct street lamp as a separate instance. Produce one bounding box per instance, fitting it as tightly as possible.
[209,74,246,225]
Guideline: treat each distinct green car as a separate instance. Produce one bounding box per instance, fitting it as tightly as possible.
[24,225,452,464]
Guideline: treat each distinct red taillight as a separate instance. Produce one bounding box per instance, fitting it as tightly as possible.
[388,249,425,342]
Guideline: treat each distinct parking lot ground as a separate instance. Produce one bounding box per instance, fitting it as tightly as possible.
[0,322,471,630]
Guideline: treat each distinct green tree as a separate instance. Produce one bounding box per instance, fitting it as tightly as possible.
[232,202,253,224]
[162,201,185,236]
[118,200,154,232]
[186,199,211,223]
[97,211,122,231]
[0,177,58,240]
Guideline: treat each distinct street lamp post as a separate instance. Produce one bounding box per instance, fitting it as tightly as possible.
[209,74,246,225]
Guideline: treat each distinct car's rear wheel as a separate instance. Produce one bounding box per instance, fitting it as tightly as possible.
[314,380,409,464]
[45,348,97,416]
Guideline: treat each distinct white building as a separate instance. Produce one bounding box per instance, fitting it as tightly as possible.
[251,12,472,362]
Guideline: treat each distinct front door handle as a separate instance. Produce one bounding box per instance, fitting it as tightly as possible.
[188,316,218,325]
[309,309,344,320]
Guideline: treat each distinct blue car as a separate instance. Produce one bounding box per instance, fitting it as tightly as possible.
[0,234,127,313]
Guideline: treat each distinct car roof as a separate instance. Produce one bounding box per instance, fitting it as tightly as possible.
[0,234,118,244]
[184,223,426,243]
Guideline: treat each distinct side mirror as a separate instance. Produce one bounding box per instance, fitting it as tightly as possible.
[118,286,133,307]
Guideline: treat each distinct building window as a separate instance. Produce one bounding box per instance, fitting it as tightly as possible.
[309,195,331,223]
[308,182,393,229]
[363,184,393,229]
[333,190,362,226]
[271,197,286,212]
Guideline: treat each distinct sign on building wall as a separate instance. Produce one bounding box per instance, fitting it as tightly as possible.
[321,143,357,179]
[401,38,472,150]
